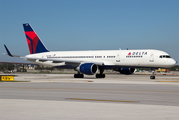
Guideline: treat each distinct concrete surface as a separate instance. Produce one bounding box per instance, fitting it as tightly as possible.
[1,99,179,120]
[0,73,179,120]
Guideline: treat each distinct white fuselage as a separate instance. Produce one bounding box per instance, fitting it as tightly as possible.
[25,49,176,68]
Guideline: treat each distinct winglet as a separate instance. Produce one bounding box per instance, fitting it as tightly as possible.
[4,44,13,57]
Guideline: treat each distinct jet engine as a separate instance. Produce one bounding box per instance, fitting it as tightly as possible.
[76,63,98,75]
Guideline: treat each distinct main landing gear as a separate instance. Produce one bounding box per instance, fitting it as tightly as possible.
[74,72,84,78]
[96,74,105,78]
[95,69,105,78]
[74,68,106,78]
[150,69,156,79]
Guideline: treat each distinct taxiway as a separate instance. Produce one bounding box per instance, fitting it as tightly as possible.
[0,74,179,120]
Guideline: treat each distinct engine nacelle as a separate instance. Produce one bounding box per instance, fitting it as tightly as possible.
[77,63,98,75]
[116,68,135,75]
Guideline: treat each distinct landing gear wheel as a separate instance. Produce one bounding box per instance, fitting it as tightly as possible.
[102,74,105,78]
[96,67,105,78]
[150,76,155,79]
[74,74,84,78]
[96,74,105,78]
[150,69,156,79]
[96,74,99,78]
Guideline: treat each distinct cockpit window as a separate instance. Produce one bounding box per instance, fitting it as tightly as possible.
[166,55,171,58]
[159,55,171,58]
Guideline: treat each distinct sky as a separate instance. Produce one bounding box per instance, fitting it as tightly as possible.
[0,0,179,64]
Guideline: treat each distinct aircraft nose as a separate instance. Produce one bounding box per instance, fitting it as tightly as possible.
[167,59,177,67]
[172,59,177,66]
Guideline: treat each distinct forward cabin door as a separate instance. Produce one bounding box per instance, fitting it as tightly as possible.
[149,53,154,62]
[116,52,121,62]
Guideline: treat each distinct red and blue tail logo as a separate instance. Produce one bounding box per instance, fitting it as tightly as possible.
[23,23,49,54]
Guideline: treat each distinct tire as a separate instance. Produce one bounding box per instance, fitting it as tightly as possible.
[150,76,155,79]
[96,74,99,78]
[74,74,84,78]
[80,74,84,78]
[102,74,105,78]
[74,74,77,78]
[96,74,105,78]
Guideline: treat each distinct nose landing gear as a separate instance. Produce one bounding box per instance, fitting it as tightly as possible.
[150,69,156,79]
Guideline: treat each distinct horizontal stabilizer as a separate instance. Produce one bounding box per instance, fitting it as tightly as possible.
[4,45,13,57]
[4,45,21,57]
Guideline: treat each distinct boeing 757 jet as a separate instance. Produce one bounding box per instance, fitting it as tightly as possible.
[4,23,176,79]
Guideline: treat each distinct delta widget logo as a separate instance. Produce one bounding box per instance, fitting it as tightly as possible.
[127,52,147,56]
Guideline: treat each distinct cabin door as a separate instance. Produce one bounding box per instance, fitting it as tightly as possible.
[116,52,121,62]
[149,53,154,62]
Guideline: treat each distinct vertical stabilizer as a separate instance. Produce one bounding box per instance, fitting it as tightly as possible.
[23,23,49,54]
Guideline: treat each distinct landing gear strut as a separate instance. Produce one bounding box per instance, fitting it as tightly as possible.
[150,69,156,79]
[96,68,105,78]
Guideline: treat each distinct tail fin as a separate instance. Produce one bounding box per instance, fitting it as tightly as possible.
[23,23,49,54]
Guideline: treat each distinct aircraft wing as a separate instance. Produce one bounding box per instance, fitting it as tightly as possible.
[4,44,104,66]
[24,56,104,66]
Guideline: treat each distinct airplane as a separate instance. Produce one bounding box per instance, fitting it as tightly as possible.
[4,23,176,79]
